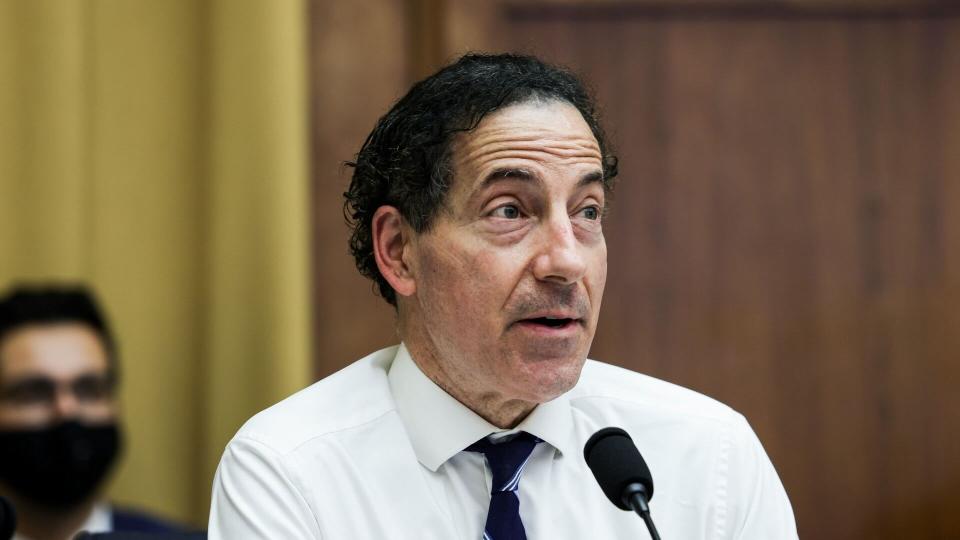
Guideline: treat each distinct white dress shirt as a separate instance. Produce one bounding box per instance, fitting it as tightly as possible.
[209,344,797,539]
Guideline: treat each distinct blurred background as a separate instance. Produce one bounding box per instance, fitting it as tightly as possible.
[2,0,958,538]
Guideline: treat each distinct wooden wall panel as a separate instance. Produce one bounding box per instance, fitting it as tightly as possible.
[310,2,960,538]
[308,0,411,378]
[442,3,960,539]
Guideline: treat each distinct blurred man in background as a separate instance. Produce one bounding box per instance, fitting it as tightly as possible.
[0,286,180,540]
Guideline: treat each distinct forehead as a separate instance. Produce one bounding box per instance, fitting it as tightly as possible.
[0,323,109,381]
[448,100,602,196]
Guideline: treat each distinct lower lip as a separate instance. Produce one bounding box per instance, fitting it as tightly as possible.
[514,320,582,337]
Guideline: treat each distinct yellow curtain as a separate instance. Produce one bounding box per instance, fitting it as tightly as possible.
[0,0,312,526]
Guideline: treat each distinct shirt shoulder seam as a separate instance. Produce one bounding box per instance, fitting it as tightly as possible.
[236,406,398,456]
[569,392,741,426]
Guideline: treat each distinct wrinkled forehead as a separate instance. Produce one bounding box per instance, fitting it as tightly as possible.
[446,100,603,200]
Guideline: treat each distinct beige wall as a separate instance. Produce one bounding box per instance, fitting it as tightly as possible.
[0,0,312,526]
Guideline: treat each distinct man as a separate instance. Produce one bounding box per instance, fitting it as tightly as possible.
[0,286,180,540]
[209,53,798,538]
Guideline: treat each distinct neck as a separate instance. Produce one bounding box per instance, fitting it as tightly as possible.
[399,323,536,428]
[417,351,535,428]
[5,494,95,540]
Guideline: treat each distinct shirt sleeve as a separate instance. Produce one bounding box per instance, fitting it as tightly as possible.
[727,414,799,540]
[208,435,322,539]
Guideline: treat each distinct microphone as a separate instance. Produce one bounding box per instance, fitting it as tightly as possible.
[584,427,662,540]
[0,495,15,540]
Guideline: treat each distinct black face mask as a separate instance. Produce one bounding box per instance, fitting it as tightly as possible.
[0,421,120,509]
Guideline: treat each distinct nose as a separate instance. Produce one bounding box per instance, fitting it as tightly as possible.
[52,387,81,419]
[531,214,588,284]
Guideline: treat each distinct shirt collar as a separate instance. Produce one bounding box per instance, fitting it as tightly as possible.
[12,502,111,540]
[388,343,576,472]
[86,503,112,533]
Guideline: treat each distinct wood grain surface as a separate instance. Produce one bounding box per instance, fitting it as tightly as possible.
[310,2,960,537]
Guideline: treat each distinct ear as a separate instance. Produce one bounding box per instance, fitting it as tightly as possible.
[372,206,417,298]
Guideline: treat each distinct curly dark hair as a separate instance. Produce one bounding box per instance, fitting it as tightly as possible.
[344,53,619,306]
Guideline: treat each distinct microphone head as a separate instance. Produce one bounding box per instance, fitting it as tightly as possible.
[0,495,16,540]
[583,427,654,510]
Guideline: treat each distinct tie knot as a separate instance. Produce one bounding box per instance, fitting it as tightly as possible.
[466,432,540,493]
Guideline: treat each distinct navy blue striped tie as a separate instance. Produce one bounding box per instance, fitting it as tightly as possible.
[466,432,540,540]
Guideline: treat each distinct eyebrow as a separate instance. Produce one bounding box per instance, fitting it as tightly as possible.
[480,167,605,189]
[1,371,110,384]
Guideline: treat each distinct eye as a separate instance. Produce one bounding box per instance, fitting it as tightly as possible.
[578,205,601,220]
[490,204,522,219]
[72,374,115,402]
[0,378,56,406]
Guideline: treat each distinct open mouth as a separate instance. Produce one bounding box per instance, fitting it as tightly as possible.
[519,317,579,329]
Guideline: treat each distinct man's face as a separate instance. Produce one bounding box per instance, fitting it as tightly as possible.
[0,323,116,429]
[405,100,607,406]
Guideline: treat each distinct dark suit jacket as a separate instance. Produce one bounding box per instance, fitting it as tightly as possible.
[111,507,182,533]
[72,506,205,539]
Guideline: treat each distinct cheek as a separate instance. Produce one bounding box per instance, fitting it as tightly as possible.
[418,246,485,327]
[0,406,42,428]
[593,247,608,294]
[0,405,58,428]
[81,402,118,424]
[421,243,513,308]
[584,235,607,287]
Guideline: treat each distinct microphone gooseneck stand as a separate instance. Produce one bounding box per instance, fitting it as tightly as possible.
[623,482,661,540]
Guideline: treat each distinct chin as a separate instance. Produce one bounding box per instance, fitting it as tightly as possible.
[517,353,586,403]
